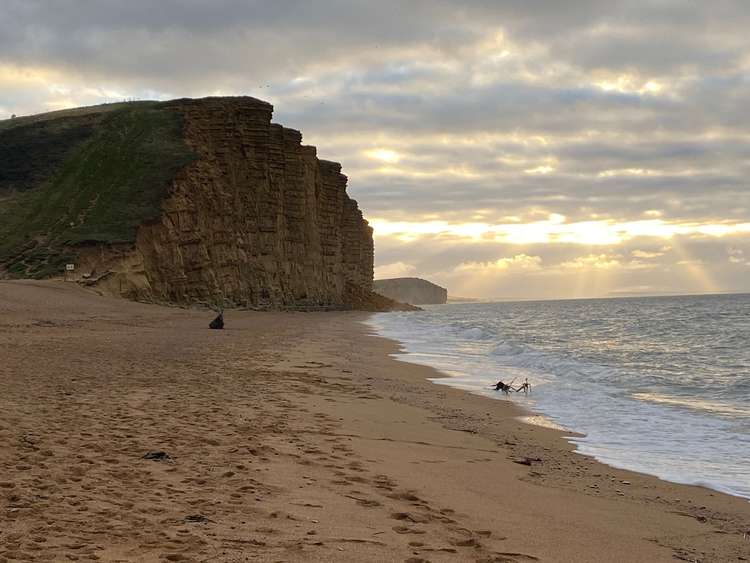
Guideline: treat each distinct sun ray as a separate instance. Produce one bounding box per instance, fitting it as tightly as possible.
[370,217,750,247]
[668,238,720,294]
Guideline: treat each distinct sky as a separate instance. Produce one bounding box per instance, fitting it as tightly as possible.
[2,0,750,300]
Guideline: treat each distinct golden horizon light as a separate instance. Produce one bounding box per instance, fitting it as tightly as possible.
[369,216,750,246]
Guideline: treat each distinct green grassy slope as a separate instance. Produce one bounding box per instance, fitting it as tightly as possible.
[0,114,99,194]
[0,102,194,278]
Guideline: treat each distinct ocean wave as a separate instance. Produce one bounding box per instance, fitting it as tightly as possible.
[489,340,618,386]
[631,392,750,418]
[459,327,485,339]
[489,341,518,355]
[368,296,750,501]
[517,415,571,432]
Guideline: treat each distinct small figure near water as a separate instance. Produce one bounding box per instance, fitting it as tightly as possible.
[209,309,224,330]
[491,377,531,395]
[516,378,531,394]
[493,380,513,394]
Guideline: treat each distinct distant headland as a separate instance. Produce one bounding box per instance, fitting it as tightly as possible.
[373,277,447,305]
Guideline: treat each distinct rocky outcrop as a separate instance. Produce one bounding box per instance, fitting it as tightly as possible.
[108,97,375,309]
[0,97,388,309]
[0,96,380,309]
[373,278,448,305]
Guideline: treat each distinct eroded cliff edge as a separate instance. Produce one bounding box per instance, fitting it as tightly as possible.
[0,96,397,310]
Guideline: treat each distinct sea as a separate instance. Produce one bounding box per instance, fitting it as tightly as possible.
[368,293,750,500]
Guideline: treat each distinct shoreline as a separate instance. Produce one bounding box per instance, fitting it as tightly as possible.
[353,323,750,560]
[368,308,750,503]
[1,280,749,562]
[393,346,750,502]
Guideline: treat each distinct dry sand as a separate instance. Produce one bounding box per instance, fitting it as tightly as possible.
[0,280,748,562]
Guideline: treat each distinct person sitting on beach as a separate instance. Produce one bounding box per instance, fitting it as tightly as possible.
[209,310,224,330]
[516,378,531,394]
[493,380,513,394]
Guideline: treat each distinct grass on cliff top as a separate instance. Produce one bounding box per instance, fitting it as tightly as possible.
[0,101,146,133]
[0,101,157,195]
[0,102,195,278]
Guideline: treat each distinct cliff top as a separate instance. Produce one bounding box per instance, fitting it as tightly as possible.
[0,96,272,131]
[374,277,446,288]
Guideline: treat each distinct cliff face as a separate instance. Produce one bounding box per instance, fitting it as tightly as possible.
[373,277,448,305]
[0,97,378,310]
[125,97,373,308]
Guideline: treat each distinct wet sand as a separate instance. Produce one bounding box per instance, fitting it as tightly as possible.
[1,280,749,562]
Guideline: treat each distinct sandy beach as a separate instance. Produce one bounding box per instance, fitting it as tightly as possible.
[1,280,749,562]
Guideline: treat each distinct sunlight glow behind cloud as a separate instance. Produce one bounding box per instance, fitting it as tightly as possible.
[364,148,401,163]
[370,217,750,246]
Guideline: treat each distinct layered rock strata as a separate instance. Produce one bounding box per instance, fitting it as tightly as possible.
[86,97,374,309]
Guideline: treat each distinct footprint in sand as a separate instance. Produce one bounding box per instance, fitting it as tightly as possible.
[392,525,427,535]
[344,494,381,508]
[391,512,431,524]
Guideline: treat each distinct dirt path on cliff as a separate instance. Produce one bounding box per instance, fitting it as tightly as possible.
[1,280,748,562]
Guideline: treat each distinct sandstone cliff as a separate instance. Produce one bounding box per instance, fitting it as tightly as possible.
[122,97,374,308]
[0,97,385,310]
[373,278,448,305]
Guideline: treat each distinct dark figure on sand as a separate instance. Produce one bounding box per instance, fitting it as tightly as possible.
[209,311,224,330]
[493,380,513,394]
[492,378,531,395]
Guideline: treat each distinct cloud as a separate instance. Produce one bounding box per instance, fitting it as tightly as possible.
[437,253,543,298]
[374,261,417,279]
[454,254,542,273]
[2,1,750,297]
[558,254,621,271]
[369,217,750,246]
[727,248,749,266]
[631,248,668,259]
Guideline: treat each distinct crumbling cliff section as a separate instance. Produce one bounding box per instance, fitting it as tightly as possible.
[119,97,374,308]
